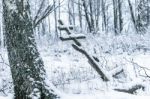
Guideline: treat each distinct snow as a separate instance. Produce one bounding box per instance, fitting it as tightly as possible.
[60,90,150,99]
[1,0,150,98]
[1,31,150,98]
[0,42,150,99]
[39,43,150,99]
[1,91,150,99]
[0,95,13,99]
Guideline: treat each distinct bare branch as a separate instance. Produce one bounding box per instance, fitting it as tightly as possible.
[33,5,54,27]
[33,0,46,25]
[124,58,150,78]
[0,54,9,67]
[33,0,65,28]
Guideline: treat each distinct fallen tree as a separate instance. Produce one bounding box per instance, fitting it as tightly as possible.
[114,84,145,94]
[72,44,110,81]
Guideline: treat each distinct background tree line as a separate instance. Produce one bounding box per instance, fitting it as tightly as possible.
[28,0,150,45]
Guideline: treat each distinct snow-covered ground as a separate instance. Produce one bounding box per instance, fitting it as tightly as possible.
[1,33,150,99]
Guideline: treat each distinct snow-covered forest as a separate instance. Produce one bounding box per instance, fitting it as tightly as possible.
[0,0,150,99]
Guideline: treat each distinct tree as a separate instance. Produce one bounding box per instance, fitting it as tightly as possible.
[101,0,107,31]
[95,0,100,30]
[128,0,137,32]
[53,0,58,38]
[78,0,83,29]
[128,0,150,33]
[67,0,76,26]
[89,0,95,32]
[118,0,123,33]
[112,0,123,34]
[82,0,92,32]
[113,0,118,35]
[137,0,149,33]
[2,0,57,98]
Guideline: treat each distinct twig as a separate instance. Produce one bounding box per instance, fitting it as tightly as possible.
[124,57,150,78]
[0,54,9,67]
[33,0,65,28]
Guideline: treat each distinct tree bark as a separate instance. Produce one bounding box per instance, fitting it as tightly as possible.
[72,44,110,81]
[113,0,118,35]
[95,0,100,30]
[101,0,107,31]
[78,0,83,29]
[89,0,95,32]
[118,0,123,33]
[128,0,138,33]
[3,0,57,98]
[82,0,92,32]
[53,0,58,38]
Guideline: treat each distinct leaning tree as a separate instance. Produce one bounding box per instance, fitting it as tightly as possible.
[3,0,57,99]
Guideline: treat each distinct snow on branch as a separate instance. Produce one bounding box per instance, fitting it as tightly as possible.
[72,44,111,81]
[58,20,86,46]
[58,21,74,31]
[110,66,124,78]
[60,36,86,41]
[114,84,145,94]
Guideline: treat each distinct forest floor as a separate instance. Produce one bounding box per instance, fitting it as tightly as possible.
[1,33,150,98]
[40,44,150,99]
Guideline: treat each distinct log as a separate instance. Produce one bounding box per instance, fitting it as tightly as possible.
[58,20,73,30]
[58,26,71,34]
[114,84,145,94]
[112,69,124,78]
[60,36,86,41]
[72,44,110,81]
[58,20,82,46]
[58,20,110,81]
[93,56,100,62]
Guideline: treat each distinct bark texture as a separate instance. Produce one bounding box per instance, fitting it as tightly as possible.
[3,0,57,99]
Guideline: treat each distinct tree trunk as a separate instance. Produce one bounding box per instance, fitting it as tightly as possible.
[3,0,57,99]
[89,0,95,32]
[53,0,58,38]
[113,0,118,35]
[118,0,123,33]
[71,0,76,25]
[136,0,148,33]
[95,0,100,30]
[128,0,138,33]
[101,0,107,31]
[82,0,92,32]
[146,0,150,25]
[68,0,73,25]
[78,0,83,29]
